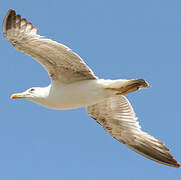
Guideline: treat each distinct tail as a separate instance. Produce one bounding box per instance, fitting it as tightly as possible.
[105,79,150,95]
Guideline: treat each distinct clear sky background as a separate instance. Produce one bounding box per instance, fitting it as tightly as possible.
[0,0,181,179]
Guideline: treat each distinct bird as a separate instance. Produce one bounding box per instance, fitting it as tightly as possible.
[3,9,180,168]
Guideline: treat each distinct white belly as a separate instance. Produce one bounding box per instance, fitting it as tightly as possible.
[41,79,112,110]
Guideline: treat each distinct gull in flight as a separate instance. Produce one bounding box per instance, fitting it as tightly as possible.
[3,9,180,168]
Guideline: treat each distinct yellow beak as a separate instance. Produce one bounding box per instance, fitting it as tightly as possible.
[10,93,26,99]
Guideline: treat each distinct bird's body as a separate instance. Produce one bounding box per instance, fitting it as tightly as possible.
[29,79,113,110]
[3,9,180,168]
[25,79,144,110]
[45,79,116,110]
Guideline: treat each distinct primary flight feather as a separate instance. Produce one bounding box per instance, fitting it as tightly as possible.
[3,9,180,168]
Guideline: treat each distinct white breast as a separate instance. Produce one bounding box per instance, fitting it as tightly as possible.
[40,79,112,110]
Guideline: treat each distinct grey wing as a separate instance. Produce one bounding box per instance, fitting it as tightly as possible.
[86,95,180,168]
[3,9,97,83]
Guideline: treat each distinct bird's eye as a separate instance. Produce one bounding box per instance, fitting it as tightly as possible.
[29,88,35,92]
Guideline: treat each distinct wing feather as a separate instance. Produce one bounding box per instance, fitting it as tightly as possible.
[86,95,180,168]
[3,9,97,83]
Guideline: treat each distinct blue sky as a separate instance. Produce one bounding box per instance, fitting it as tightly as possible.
[1,0,181,179]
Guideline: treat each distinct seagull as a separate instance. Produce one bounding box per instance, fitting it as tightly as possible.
[3,9,180,168]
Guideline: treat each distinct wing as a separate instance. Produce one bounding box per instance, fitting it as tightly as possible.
[3,9,97,83]
[86,95,180,168]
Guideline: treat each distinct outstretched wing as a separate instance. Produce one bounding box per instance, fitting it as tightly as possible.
[3,9,97,83]
[86,95,180,168]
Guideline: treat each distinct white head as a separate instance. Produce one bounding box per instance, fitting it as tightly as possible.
[11,86,50,105]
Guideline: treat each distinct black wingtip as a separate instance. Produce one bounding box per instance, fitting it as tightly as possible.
[127,143,181,168]
[3,9,16,36]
